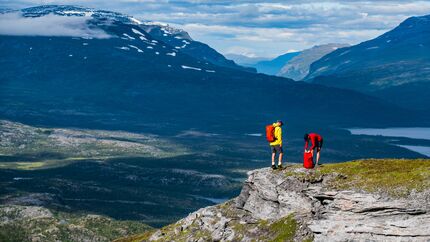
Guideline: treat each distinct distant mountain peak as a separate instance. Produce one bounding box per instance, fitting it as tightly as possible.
[4,5,252,72]
[303,13,430,111]
[278,43,349,81]
[140,21,193,41]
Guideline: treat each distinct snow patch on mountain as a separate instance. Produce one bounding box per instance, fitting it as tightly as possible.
[128,45,143,53]
[122,33,135,40]
[181,65,201,71]
[131,28,145,37]
[116,46,130,51]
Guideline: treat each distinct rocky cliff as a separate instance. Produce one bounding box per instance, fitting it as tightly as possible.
[118,159,430,242]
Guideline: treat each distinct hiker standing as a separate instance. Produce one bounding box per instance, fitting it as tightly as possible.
[266,120,284,170]
[304,133,323,166]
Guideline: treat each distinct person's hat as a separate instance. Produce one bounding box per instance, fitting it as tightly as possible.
[277,120,283,125]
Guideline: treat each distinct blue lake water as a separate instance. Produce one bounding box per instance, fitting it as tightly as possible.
[348,127,430,157]
[349,127,430,140]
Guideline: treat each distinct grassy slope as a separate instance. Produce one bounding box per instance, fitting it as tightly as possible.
[287,158,430,197]
[117,159,430,242]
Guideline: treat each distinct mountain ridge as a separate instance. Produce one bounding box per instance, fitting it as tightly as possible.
[2,5,425,135]
[304,14,430,111]
[13,5,254,73]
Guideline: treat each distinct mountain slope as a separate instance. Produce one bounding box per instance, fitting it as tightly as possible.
[14,5,253,73]
[305,14,430,110]
[278,43,349,80]
[140,23,256,73]
[251,52,300,75]
[1,5,423,133]
[117,159,430,241]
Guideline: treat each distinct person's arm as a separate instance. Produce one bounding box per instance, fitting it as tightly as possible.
[277,128,282,146]
[304,140,308,150]
[310,137,316,150]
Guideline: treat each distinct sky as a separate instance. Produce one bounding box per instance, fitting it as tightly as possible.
[1,0,430,58]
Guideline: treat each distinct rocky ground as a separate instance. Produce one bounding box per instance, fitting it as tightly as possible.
[118,159,430,242]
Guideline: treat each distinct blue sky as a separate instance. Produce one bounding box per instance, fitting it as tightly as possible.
[2,0,430,57]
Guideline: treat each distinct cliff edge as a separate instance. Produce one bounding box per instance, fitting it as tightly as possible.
[117,159,430,242]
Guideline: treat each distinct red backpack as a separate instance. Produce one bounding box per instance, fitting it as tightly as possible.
[266,125,276,142]
[303,152,314,169]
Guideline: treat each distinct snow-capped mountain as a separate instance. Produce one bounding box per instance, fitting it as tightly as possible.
[10,5,252,73]
[305,14,430,111]
[140,22,256,73]
[0,5,424,133]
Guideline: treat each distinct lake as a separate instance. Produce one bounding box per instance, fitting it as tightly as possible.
[348,127,430,157]
[349,127,430,140]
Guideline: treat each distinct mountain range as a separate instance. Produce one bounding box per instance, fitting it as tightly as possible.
[305,14,430,111]
[0,5,419,135]
[0,5,429,234]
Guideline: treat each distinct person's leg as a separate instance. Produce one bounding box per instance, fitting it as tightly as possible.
[316,147,321,165]
[277,145,283,167]
[272,152,276,165]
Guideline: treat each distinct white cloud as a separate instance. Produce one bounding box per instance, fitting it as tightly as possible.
[0,12,110,38]
[177,23,385,57]
[1,1,430,57]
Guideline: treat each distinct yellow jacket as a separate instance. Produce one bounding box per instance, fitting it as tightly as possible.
[269,123,282,146]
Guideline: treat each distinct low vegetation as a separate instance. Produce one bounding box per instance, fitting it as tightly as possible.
[0,120,188,170]
[115,200,312,242]
[0,205,152,242]
[267,214,298,242]
[287,158,430,197]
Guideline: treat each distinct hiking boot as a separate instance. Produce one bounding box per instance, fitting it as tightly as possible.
[271,164,277,170]
[278,164,283,170]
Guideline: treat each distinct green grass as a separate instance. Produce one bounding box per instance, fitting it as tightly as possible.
[268,214,297,242]
[287,159,430,197]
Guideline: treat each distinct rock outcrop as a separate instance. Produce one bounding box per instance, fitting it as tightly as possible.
[129,165,430,241]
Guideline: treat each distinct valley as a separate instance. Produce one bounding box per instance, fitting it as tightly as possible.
[0,120,427,228]
[0,4,430,241]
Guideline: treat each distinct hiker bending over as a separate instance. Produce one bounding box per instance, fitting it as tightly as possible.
[266,120,284,170]
[304,133,323,166]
